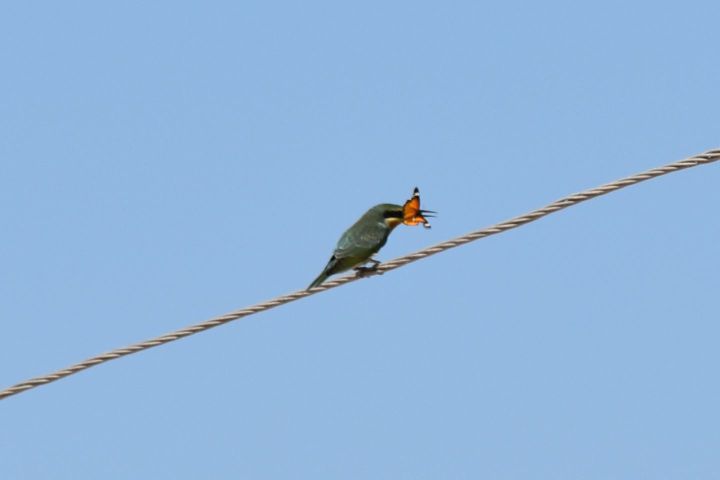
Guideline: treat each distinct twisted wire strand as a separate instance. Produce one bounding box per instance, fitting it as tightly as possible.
[1,148,718,401]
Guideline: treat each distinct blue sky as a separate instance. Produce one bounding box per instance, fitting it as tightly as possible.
[1,1,719,478]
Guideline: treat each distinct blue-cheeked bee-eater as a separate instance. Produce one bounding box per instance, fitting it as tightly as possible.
[308,188,435,289]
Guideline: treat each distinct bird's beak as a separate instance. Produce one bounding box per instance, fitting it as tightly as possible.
[419,210,436,228]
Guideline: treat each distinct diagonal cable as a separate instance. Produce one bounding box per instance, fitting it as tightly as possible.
[1,148,718,401]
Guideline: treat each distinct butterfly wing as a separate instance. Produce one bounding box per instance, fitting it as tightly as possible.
[402,187,433,228]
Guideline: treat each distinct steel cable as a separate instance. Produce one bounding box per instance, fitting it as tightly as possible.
[1,148,718,401]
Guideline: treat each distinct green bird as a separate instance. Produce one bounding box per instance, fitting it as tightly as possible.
[308,188,434,289]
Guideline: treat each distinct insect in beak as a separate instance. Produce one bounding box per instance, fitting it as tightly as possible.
[402,187,436,229]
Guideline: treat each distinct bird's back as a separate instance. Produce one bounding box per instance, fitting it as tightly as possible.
[334,205,396,259]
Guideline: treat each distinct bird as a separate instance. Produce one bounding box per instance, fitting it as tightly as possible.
[308,187,435,289]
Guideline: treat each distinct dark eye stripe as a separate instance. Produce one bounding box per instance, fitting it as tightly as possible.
[383,211,403,219]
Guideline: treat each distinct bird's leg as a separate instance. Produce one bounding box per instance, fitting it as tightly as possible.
[365,258,381,268]
[354,258,383,278]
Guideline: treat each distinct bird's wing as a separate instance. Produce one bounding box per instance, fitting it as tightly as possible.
[334,221,388,259]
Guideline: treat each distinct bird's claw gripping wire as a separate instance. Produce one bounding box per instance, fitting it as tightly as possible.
[354,259,383,278]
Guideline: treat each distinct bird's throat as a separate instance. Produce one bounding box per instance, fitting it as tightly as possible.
[384,217,403,229]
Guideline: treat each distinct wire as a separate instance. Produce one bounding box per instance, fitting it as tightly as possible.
[1,148,718,401]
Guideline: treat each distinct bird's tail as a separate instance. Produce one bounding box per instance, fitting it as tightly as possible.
[307,270,329,290]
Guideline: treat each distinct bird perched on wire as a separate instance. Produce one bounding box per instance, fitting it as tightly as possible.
[308,187,435,289]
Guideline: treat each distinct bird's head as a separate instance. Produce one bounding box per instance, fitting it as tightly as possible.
[377,204,406,229]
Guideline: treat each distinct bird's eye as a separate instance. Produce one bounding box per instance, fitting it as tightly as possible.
[383,211,403,219]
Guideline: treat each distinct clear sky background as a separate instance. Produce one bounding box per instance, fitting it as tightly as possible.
[1,1,719,479]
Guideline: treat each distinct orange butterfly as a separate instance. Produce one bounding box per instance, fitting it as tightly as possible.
[402,187,435,229]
